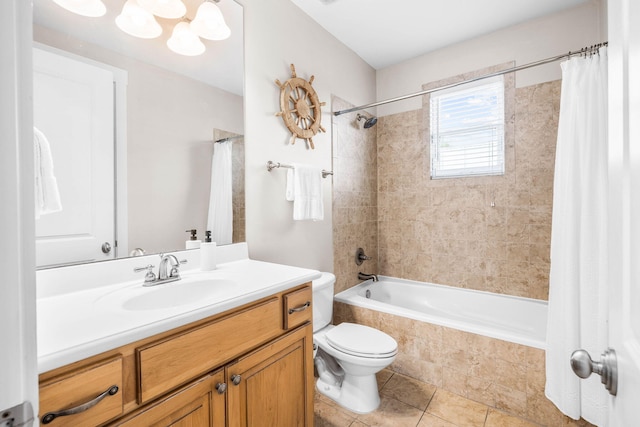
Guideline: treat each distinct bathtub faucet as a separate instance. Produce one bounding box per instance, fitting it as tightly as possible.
[358,272,378,282]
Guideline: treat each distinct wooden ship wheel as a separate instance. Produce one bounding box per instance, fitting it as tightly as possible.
[275,64,326,149]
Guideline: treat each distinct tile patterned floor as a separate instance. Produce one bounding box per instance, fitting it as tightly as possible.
[313,370,582,427]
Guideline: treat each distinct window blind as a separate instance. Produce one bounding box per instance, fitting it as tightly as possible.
[430,76,505,179]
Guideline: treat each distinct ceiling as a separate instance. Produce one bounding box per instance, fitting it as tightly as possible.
[290,0,592,70]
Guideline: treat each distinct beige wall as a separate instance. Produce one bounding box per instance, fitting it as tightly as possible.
[376,0,604,117]
[240,0,376,272]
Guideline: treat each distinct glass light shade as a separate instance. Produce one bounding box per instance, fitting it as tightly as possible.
[137,0,187,19]
[116,0,162,39]
[51,0,106,17]
[190,1,231,41]
[167,22,206,56]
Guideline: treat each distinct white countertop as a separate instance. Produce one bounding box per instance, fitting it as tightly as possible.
[37,246,320,373]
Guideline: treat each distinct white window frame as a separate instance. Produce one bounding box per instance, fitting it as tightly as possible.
[429,75,505,179]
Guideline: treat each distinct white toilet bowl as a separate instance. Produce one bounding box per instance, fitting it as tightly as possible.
[313,322,397,413]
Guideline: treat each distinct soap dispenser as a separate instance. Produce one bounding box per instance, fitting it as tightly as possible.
[185,229,201,249]
[200,231,217,271]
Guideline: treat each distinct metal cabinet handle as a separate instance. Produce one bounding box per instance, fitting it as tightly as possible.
[288,301,310,315]
[231,374,242,386]
[570,348,618,396]
[41,385,119,424]
[215,383,227,394]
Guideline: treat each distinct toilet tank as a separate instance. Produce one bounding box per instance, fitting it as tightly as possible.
[312,272,336,332]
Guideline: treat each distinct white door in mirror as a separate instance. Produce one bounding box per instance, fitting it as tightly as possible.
[33,47,115,267]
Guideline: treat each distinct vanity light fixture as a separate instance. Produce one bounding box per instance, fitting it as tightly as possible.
[51,0,106,17]
[50,0,231,57]
[137,0,186,19]
[167,21,206,56]
[115,0,163,39]
[191,0,231,41]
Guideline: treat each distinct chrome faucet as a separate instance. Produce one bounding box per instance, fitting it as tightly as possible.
[358,272,378,282]
[134,254,187,286]
[158,254,181,281]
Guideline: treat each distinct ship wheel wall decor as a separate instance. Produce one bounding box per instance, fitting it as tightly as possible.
[275,64,326,149]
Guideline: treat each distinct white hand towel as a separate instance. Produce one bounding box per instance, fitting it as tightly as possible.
[34,126,62,219]
[286,163,324,221]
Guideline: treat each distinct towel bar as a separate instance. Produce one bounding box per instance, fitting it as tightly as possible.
[266,161,333,178]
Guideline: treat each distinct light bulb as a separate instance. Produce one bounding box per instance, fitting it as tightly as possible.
[138,0,187,19]
[51,0,106,17]
[190,1,231,41]
[167,22,206,56]
[116,0,162,39]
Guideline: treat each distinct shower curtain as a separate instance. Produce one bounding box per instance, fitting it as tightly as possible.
[545,48,608,425]
[207,140,233,245]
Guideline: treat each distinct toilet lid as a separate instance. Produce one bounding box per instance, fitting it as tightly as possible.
[325,323,398,358]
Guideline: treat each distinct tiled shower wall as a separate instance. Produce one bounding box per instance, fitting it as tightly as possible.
[332,96,378,294]
[377,80,561,300]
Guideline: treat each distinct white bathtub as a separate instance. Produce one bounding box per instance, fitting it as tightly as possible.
[334,276,547,349]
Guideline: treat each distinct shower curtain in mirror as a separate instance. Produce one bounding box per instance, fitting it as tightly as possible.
[207,140,233,245]
[545,47,608,426]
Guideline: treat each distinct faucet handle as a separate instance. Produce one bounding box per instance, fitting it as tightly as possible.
[134,264,156,283]
[169,259,188,278]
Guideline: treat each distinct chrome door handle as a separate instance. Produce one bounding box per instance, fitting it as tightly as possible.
[570,348,617,396]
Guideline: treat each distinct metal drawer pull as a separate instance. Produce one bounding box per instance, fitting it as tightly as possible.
[231,374,242,386]
[41,385,119,424]
[288,301,311,314]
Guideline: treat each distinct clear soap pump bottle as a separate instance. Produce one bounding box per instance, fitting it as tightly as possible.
[200,231,217,271]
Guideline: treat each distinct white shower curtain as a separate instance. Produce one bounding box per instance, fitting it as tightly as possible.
[207,140,233,245]
[545,48,608,426]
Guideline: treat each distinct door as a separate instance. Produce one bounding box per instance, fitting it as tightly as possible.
[226,325,313,427]
[33,47,115,267]
[0,0,38,424]
[607,0,640,424]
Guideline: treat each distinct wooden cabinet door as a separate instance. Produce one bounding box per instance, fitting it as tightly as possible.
[227,325,313,427]
[112,370,225,427]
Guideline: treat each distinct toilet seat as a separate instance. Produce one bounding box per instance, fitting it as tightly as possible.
[325,323,398,359]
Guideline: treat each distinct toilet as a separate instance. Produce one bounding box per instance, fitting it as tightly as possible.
[312,272,398,414]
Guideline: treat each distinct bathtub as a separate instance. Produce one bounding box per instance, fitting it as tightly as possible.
[334,276,547,349]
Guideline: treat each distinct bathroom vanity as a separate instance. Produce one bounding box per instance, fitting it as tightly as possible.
[36,244,318,426]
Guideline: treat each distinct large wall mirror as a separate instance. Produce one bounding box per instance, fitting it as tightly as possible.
[32,0,244,268]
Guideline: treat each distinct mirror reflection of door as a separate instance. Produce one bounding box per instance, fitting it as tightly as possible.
[33,47,116,267]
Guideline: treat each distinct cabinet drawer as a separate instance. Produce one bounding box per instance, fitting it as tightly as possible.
[283,286,312,330]
[137,297,281,403]
[39,356,123,427]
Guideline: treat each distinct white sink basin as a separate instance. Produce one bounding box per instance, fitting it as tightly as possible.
[122,279,237,311]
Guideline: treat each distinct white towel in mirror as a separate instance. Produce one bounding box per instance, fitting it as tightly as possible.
[34,126,62,219]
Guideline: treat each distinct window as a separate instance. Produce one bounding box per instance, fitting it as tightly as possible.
[429,75,505,179]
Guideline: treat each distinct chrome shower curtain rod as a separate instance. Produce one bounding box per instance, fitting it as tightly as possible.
[333,42,608,116]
